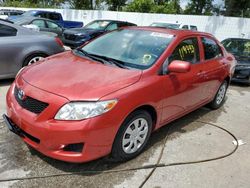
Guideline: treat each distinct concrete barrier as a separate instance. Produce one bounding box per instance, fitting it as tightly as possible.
[1,7,250,41]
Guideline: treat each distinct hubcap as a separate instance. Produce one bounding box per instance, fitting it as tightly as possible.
[122,118,149,154]
[216,83,227,105]
[28,56,43,65]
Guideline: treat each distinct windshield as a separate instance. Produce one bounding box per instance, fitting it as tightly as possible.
[84,20,112,30]
[21,10,36,17]
[222,39,250,57]
[150,22,180,29]
[81,29,173,70]
[14,17,31,25]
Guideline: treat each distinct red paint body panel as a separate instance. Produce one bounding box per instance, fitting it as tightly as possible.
[6,27,236,162]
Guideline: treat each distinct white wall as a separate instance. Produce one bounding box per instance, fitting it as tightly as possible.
[1,7,250,41]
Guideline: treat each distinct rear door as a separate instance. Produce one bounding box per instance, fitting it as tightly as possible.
[0,23,19,76]
[160,36,207,123]
[200,37,226,99]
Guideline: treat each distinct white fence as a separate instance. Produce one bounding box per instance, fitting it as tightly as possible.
[1,7,250,41]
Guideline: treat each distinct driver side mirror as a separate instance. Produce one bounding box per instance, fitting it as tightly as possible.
[168,60,191,73]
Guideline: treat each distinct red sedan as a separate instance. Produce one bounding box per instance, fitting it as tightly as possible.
[4,27,236,163]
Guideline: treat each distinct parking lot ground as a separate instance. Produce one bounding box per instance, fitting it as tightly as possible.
[0,81,250,188]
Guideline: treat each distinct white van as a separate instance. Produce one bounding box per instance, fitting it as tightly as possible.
[150,22,198,31]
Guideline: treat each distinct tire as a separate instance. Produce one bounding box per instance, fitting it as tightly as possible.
[23,53,47,67]
[111,110,152,162]
[209,80,228,109]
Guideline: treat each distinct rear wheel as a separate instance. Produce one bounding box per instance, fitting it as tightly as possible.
[111,110,152,162]
[209,80,228,109]
[23,54,47,67]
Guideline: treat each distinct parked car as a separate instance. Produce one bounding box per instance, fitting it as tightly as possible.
[0,9,25,19]
[0,20,65,79]
[150,22,198,30]
[8,10,83,29]
[222,38,250,85]
[14,16,64,38]
[62,19,137,48]
[4,27,235,163]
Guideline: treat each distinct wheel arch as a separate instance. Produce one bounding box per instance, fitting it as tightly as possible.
[22,51,49,67]
[128,104,158,131]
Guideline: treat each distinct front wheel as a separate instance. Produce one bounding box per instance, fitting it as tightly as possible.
[209,80,228,109]
[23,54,47,67]
[111,110,152,162]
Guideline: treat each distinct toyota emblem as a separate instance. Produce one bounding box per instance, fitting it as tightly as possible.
[18,89,25,100]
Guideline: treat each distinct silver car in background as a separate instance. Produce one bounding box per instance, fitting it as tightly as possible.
[0,20,65,79]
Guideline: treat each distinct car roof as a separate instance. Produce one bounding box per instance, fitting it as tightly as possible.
[223,38,250,41]
[152,22,181,24]
[0,20,40,34]
[125,26,213,38]
[15,16,60,24]
[92,19,135,24]
[29,10,60,14]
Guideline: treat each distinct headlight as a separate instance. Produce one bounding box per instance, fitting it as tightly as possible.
[55,99,118,120]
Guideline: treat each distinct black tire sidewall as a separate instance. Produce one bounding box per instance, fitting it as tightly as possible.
[111,110,152,162]
[209,81,228,109]
[23,53,47,67]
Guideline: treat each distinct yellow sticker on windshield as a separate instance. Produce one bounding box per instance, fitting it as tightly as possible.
[142,54,152,64]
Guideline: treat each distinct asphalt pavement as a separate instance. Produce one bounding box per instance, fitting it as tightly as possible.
[0,80,249,188]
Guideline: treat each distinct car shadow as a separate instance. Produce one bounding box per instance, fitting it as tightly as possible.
[0,78,14,87]
[30,105,222,176]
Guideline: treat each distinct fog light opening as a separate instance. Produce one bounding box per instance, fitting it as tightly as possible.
[62,143,84,153]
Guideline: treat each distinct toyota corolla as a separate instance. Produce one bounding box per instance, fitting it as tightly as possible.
[4,27,236,163]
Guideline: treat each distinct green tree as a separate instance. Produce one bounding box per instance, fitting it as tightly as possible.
[69,0,93,9]
[126,0,181,13]
[184,0,214,15]
[126,0,154,13]
[2,0,65,8]
[224,0,250,17]
[104,0,127,11]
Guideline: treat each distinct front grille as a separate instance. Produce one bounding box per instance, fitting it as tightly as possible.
[64,33,77,41]
[14,87,49,114]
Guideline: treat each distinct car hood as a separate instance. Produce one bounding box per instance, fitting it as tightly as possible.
[235,55,250,67]
[63,28,103,35]
[21,51,142,101]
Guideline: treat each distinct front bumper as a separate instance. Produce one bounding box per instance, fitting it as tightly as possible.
[232,66,250,84]
[62,38,86,49]
[5,79,121,163]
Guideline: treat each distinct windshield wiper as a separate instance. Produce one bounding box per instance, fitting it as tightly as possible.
[75,49,129,69]
[87,53,130,69]
[74,49,106,64]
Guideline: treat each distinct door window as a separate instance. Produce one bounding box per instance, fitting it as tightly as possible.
[190,25,197,31]
[0,24,17,37]
[182,25,189,29]
[169,38,200,64]
[106,23,118,31]
[202,37,223,60]
[47,21,61,30]
[48,13,61,21]
[32,20,46,28]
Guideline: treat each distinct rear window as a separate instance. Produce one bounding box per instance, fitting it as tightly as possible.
[0,23,17,37]
[190,25,197,31]
[202,37,223,60]
[48,13,61,21]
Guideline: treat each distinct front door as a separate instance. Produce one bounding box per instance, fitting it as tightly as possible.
[160,37,207,123]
